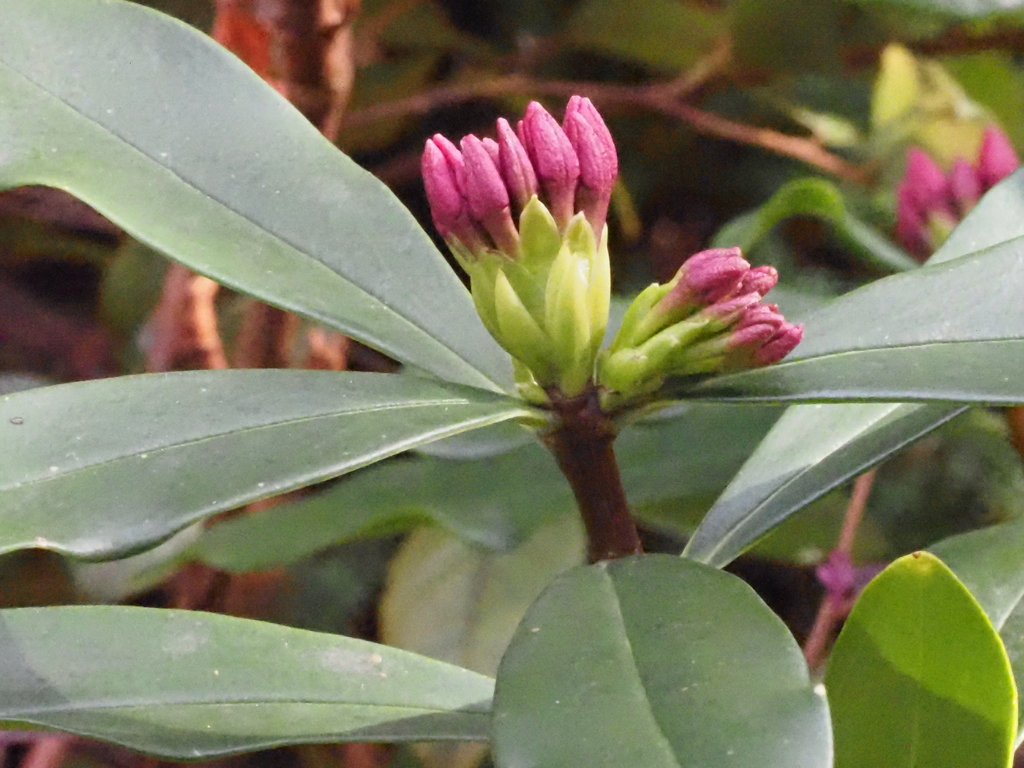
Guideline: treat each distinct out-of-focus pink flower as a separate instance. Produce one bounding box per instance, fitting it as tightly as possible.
[978,126,1021,189]
[895,128,1021,257]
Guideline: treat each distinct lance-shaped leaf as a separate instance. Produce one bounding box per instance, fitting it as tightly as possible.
[670,237,1024,403]
[930,520,1024,745]
[492,555,832,768]
[0,0,511,392]
[684,168,1024,568]
[683,403,965,567]
[0,370,531,560]
[825,553,1017,768]
[0,606,493,758]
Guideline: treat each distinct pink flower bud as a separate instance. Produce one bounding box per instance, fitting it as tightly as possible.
[977,126,1020,190]
[563,96,618,231]
[901,148,949,212]
[497,117,538,213]
[647,248,750,331]
[737,265,778,297]
[518,102,580,227]
[481,137,501,166]
[458,135,519,255]
[752,322,803,365]
[421,135,485,251]
[895,149,952,258]
[698,291,762,326]
[725,303,786,353]
[948,158,981,217]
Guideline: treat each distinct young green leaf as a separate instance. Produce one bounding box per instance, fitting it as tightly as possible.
[930,521,1024,745]
[492,555,832,768]
[0,606,494,758]
[0,0,511,392]
[0,370,531,560]
[826,552,1017,768]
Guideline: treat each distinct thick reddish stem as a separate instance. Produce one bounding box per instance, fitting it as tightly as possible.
[544,389,643,563]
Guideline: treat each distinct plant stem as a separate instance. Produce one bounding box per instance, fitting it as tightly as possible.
[544,389,643,563]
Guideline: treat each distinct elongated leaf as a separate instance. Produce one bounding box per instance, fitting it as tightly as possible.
[713,177,918,273]
[492,555,831,768]
[826,553,1017,768]
[0,0,511,391]
[685,166,1024,568]
[930,521,1024,744]
[193,403,778,572]
[684,403,965,567]
[672,238,1024,403]
[0,606,493,758]
[0,370,530,560]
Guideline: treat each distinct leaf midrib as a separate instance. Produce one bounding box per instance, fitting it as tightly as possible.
[0,51,502,392]
[0,397,496,493]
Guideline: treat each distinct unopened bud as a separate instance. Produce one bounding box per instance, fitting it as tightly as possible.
[752,322,803,365]
[459,135,519,255]
[564,95,618,232]
[497,117,538,213]
[948,158,981,217]
[977,126,1020,190]
[421,136,485,252]
[737,265,778,297]
[900,149,949,212]
[518,102,580,228]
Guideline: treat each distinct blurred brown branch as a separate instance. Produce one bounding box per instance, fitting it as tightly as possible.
[342,62,870,184]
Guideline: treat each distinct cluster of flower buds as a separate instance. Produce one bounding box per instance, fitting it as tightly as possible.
[597,247,802,400]
[896,126,1020,258]
[421,97,616,399]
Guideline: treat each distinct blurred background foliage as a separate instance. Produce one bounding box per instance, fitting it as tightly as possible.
[4,0,1024,766]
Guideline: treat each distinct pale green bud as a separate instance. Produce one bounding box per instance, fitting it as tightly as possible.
[493,269,555,384]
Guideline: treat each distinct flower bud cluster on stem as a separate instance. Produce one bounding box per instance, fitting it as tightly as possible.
[422,97,617,401]
[896,126,1020,258]
[598,247,802,407]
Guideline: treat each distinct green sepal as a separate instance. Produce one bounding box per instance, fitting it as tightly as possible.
[599,316,712,395]
[586,226,611,362]
[518,196,562,279]
[608,282,671,353]
[466,260,502,341]
[494,270,555,383]
[512,358,550,405]
[544,241,593,396]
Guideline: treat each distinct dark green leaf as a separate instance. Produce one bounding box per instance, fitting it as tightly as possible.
[193,404,777,572]
[0,0,511,391]
[672,238,1024,403]
[826,552,1017,768]
[684,403,965,567]
[0,606,493,758]
[492,555,831,768]
[0,370,530,560]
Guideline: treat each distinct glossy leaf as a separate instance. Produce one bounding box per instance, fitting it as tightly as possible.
[193,404,778,572]
[930,521,1024,743]
[492,555,831,768]
[713,177,918,273]
[684,403,965,567]
[380,517,585,768]
[685,167,1024,569]
[671,238,1024,403]
[0,606,493,758]
[0,0,511,391]
[826,553,1017,768]
[0,370,530,560]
